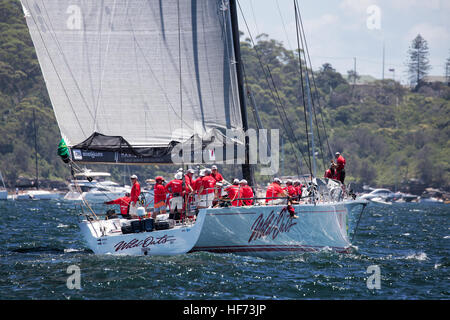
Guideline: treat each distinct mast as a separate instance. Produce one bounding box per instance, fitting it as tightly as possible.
[229,0,255,186]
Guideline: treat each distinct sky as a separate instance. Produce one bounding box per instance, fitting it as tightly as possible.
[237,0,450,84]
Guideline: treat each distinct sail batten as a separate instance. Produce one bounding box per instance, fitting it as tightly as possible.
[23,0,243,158]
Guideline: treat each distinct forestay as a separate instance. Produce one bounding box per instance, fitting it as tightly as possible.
[22,0,243,163]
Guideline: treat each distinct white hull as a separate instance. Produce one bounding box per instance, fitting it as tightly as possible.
[79,212,206,255]
[13,190,62,200]
[191,200,367,256]
[64,190,128,202]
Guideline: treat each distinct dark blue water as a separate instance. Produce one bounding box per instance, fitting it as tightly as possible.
[0,200,448,299]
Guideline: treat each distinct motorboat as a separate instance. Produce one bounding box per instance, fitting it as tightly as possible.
[64,170,130,202]
[358,188,396,202]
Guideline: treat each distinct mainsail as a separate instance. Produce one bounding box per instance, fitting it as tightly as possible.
[22,0,245,164]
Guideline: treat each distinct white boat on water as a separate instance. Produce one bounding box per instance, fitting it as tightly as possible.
[64,170,130,202]
[13,189,62,201]
[23,0,368,255]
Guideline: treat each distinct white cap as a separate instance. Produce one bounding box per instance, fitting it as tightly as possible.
[240,179,248,184]
[212,165,218,170]
[335,152,340,156]
[175,172,183,180]
[187,168,195,174]
[274,178,281,183]
[294,179,301,184]
[233,178,240,184]
[199,170,205,177]
[204,168,212,174]
[286,179,293,184]
[130,174,138,179]
[177,168,183,172]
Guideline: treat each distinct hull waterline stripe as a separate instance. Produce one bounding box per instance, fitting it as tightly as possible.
[191,244,350,254]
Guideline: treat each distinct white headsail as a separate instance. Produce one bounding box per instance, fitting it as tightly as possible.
[22,0,243,163]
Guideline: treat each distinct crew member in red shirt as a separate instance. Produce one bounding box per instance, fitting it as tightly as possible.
[211,165,223,183]
[129,174,141,216]
[225,179,241,206]
[104,193,131,218]
[198,169,216,208]
[294,180,303,202]
[284,179,297,198]
[192,170,205,204]
[239,179,254,206]
[335,152,346,184]
[265,178,287,204]
[324,161,337,180]
[153,176,167,219]
[184,169,194,193]
[165,172,184,215]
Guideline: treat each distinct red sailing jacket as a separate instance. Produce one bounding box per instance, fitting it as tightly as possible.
[130,181,141,204]
[165,179,183,196]
[241,186,254,206]
[105,196,131,216]
[153,183,167,204]
[265,183,284,203]
[225,185,241,206]
[336,155,346,171]
[284,185,297,197]
[200,176,216,195]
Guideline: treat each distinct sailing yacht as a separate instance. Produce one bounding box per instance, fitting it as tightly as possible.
[22,0,367,255]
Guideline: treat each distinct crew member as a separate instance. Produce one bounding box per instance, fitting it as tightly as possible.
[129,174,141,216]
[294,180,303,201]
[225,179,241,206]
[153,176,167,218]
[335,152,346,184]
[198,168,216,208]
[193,169,205,204]
[184,169,195,193]
[284,179,297,199]
[265,178,287,205]
[324,161,337,180]
[211,165,223,183]
[104,193,131,218]
[165,172,184,216]
[239,179,254,206]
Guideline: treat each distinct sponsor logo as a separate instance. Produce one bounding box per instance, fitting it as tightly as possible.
[82,151,104,158]
[114,234,176,252]
[248,208,297,243]
[72,149,82,160]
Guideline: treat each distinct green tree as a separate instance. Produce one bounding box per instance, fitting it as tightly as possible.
[406,34,431,88]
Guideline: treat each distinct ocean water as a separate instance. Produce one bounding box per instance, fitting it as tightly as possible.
[0,200,448,300]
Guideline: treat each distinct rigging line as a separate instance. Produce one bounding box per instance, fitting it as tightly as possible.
[25,0,86,137]
[296,3,333,161]
[236,0,311,174]
[294,3,327,172]
[293,0,312,178]
[275,0,293,51]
